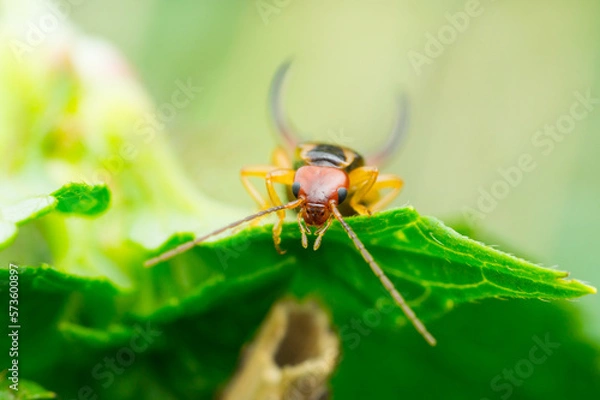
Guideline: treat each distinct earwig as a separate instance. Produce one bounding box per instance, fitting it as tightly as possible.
[145,63,436,346]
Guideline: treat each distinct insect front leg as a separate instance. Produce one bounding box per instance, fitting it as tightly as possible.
[270,145,293,169]
[240,147,293,211]
[265,168,296,253]
[313,216,333,250]
[359,173,404,213]
[296,210,310,249]
[240,166,278,211]
[347,166,379,215]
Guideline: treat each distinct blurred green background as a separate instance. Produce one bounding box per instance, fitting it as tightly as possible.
[66,0,599,340]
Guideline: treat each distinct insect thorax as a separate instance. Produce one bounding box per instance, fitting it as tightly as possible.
[293,142,364,172]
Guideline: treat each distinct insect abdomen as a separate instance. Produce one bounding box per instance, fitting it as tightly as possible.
[305,144,346,167]
[295,143,364,172]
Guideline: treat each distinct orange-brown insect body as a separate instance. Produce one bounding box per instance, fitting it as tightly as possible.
[292,142,361,225]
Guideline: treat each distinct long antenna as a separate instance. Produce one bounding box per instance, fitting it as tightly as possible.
[330,202,437,346]
[144,199,304,267]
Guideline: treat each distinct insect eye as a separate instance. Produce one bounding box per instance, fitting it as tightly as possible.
[337,187,348,204]
[292,182,301,198]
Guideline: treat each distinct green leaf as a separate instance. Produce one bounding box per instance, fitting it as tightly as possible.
[2,203,595,399]
[0,264,125,378]
[0,183,110,249]
[147,207,595,328]
[51,183,110,216]
[0,378,56,399]
[0,264,120,296]
[331,299,600,400]
[132,210,598,399]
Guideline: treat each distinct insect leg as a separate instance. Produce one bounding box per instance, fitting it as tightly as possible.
[347,166,379,216]
[265,168,296,253]
[296,210,310,249]
[313,216,333,250]
[240,165,278,211]
[357,174,404,214]
[240,146,294,226]
[271,145,293,169]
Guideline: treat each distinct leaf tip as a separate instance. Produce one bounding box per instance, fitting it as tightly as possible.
[559,276,597,296]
